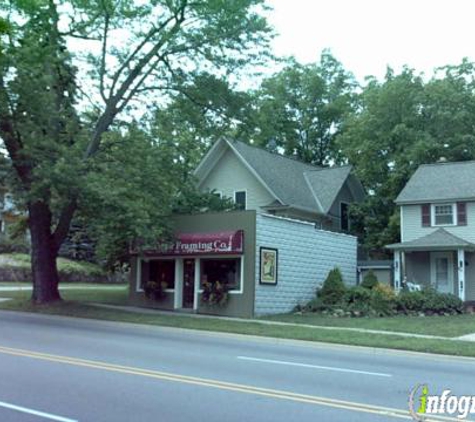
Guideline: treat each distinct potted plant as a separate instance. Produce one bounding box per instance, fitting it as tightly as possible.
[144,280,167,300]
[201,281,229,307]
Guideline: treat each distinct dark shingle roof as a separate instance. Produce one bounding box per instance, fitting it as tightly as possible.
[230,140,354,213]
[231,141,319,210]
[386,228,475,251]
[305,167,352,213]
[396,161,475,204]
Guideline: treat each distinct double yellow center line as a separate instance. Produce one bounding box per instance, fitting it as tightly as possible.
[0,345,463,421]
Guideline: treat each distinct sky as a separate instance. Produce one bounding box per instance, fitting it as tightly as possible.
[267,0,475,82]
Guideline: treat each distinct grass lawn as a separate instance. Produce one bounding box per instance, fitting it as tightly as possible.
[0,287,474,357]
[262,313,475,338]
[0,253,105,279]
[0,283,128,305]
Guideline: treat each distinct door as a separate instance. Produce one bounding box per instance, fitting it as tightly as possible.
[431,252,453,294]
[182,259,195,308]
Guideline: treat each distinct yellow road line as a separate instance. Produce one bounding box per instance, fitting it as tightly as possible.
[0,345,465,421]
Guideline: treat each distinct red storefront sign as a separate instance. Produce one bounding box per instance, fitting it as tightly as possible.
[149,230,244,256]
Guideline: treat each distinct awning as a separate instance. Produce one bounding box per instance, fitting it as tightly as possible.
[143,230,244,256]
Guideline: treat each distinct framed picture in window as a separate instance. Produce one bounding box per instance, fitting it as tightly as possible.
[260,247,278,285]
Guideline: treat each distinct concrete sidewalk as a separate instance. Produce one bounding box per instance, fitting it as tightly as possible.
[89,303,475,342]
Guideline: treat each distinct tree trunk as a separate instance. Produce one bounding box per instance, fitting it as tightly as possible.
[28,201,61,303]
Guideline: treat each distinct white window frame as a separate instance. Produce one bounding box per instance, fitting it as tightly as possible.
[212,190,223,199]
[135,257,176,293]
[233,189,247,210]
[431,203,456,227]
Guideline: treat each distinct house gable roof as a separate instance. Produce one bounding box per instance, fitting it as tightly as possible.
[194,139,361,215]
[304,166,353,214]
[386,228,475,251]
[396,160,475,204]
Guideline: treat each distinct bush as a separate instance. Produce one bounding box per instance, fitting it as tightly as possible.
[397,287,464,315]
[303,276,463,317]
[370,289,397,316]
[360,270,378,289]
[341,286,396,317]
[317,267,346,305]
[373,282,396,300]
[343,286,372,315]
[302,297,328,313]
[0,236,29,254]
[0,253,107,282]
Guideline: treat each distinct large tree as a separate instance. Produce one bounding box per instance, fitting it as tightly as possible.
[251,51,358,165]
[337,64,475,254]
[151,73,255,182]
[0,0,272,303]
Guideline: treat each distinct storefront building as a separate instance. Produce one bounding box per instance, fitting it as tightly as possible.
[129,210,357,318]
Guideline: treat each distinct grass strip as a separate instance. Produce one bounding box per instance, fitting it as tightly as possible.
[0,299,474,358]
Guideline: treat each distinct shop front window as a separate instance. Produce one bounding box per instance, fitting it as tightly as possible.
[141,259,175,290]
[200,258,241,291]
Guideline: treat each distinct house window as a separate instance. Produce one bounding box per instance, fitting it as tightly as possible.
[200,258,241,291]
[432,204,455,226]
[212,191,222,199]
[340,202,349,231]
[140,259,175,290]
[234,191,247,210]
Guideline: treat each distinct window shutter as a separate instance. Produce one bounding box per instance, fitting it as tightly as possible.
[421,204,431,227]
[457,202,467,226]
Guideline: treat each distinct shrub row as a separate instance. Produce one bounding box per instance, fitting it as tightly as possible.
[301,268,464,317]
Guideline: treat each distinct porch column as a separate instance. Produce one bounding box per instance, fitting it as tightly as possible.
[193,259,201,311]
[458,249,466,301]
[394,250,401,292]
[174,259,183,309]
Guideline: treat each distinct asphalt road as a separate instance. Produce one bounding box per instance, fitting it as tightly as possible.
[0,311,473,422]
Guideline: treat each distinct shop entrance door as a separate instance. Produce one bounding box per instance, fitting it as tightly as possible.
[183,259,195,308]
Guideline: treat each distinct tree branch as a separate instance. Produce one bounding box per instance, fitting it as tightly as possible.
[85,2,189,158]
[108,14,177,99]
[0,81,31,186]
[53,198,78,251]
[99,2,110,103]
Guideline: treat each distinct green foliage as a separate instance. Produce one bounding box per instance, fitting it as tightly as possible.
[201,281,229,307]
[80,127,177,269]
[343,286,372,314]
[0,232,30,254]
[0,253,104,278]
[307,276,461,317]
[372,282,396,300]
[0,0,273,301]
[360,270,378,289]
[151,74,255,180]
[337,64,475,252]
[172,186,238,215]
[397,288,464,315]
[251,51,358,165]
[317,267,346,305]
[144,281,167,301]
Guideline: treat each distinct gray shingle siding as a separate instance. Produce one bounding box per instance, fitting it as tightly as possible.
[254,214,357,315]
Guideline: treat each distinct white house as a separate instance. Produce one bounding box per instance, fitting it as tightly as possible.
[387,160,475,304]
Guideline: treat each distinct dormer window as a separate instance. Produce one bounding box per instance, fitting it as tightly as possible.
[432,204,455,226]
